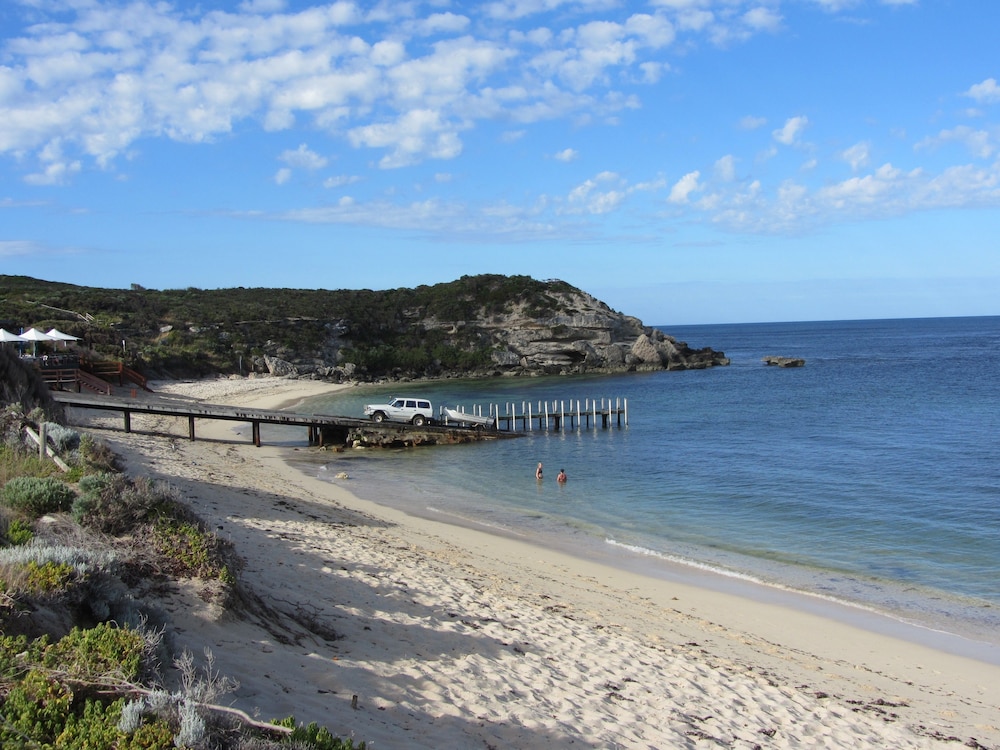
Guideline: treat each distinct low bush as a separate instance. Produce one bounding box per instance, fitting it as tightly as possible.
[0,624,173,749]
[280,718,368,749]
[73,474,177,534]
[41,622,148,682]
[1,516,33,546]
[1,475,76,517]
[76,433,122,474]
[151,519,237,583]
[41,421,80,452]
[0,443,64,485]
[23,560,76,593]
[0,543,144,631]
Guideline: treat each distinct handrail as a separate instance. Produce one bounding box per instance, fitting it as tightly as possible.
[75,369,112,395]
[78,357,152,391]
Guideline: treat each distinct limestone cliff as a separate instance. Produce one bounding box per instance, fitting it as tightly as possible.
[461,287,728,375]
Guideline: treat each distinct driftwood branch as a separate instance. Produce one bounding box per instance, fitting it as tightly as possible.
[26,668,294,738]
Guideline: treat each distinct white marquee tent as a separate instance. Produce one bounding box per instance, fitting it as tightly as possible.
[0,329,27,344]
[46,328,81,346]
[18,328,54,356]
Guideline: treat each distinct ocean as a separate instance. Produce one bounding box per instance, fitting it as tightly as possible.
[285,316,1000,661]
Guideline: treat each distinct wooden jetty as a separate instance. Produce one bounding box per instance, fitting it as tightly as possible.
[52,392,629,449]
[51,392,515,448]
[441,397,628,432]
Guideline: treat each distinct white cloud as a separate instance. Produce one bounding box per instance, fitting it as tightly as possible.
[240,0,286,13]
[554,147,578,162]
[348,108,464,168]
[625,13,676,47]
[917,126,995,160]
[0,240,43,257]
[371,40,406,67]
[274,167,292,185]
[0,0,799,181]
[673,10,714,33]
[279,143,328,169]
[841,142,870,171]
[22,138,82,185]
[809,0,860,11]
[707,158,1000,234]
[739,115,766,130]
[772,116,808,145]
[668,170,701,203]
[714,154,736,182]
[965,78,1000,105]
[743,7,782,32]
[413,13,470,36]
[566,170,625,214]
[638,60,668,83]
[323,174,361,188]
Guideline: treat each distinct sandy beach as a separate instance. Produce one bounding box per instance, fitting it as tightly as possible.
[65,375,1000,749]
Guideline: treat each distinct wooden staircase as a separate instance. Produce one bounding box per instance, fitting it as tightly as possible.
[35,356,152,395]
[80,358,152,391]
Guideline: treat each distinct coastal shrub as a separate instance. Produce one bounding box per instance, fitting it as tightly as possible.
[114,649,239,748]
[42,421,80,452]
[0,625,172,750]
[23,560,76,593]
[73,474,177,534]
[1,475,76,517]
[0,545,103,601]
[41,622,146,682]
[0,443,63,485]
[76,433,122,474]
[0,347,59,416]
[151,518,237,583]
[0,543,146,631]
[2,517,34,546]
[0,543,117,574]
[60,698,175,749]
[272,717,367,749]
[4,518,35,547]
[0,669,74,744]
[77,471,116,496]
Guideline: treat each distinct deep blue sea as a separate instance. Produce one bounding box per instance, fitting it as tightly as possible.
[285,316,1000,659]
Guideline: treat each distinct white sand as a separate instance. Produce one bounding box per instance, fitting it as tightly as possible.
[66,375,1000,749]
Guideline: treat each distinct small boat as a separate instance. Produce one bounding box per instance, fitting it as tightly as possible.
[440,406,497,430]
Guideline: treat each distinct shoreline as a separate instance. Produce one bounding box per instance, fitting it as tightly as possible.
[65,375,1000,748]
[297,446,1000,667]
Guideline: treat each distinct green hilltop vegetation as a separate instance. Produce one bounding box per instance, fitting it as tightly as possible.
[0,274,587,379]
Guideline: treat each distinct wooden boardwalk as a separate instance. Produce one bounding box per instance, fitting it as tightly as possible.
[51,392,512,448]
[52,392,629,448]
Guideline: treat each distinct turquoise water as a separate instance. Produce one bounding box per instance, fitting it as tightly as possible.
[287,316,1000,657]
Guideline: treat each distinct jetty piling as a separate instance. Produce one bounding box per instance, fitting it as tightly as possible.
[450,396,627,432]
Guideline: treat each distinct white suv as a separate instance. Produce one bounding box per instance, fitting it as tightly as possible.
[364,397,435,426]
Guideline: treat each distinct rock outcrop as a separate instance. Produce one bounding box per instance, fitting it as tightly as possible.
[416,285,729,377]
[762,356,805,368]
[255,280,731,380]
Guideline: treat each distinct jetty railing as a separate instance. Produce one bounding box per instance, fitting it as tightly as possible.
[441,397,628,432]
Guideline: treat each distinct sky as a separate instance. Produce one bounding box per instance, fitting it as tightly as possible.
[1,0,998,326]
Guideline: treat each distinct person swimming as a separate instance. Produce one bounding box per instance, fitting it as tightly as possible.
[536,462,543,480]
[557,469,567,483]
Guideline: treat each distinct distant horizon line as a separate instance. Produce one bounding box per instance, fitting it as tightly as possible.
[654,313,1000,328]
